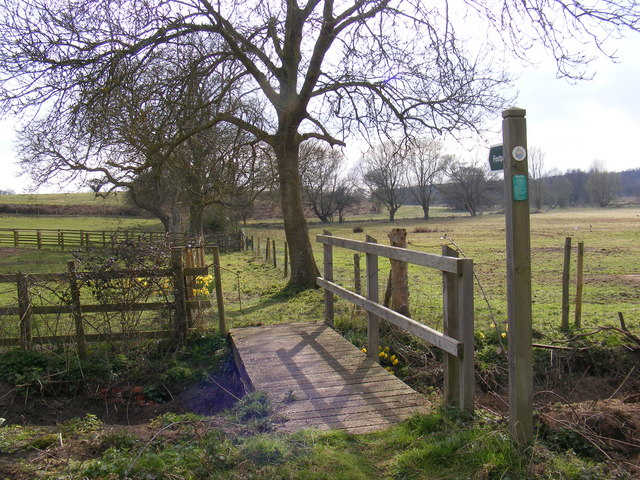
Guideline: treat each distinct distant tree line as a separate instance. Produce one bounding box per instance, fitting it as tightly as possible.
[298,140,639,223]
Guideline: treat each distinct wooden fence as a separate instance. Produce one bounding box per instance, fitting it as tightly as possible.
[0,228,243,252]
[0,248,229,354]
[316,233,475,413]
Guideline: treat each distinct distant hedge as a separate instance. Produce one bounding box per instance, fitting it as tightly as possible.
[0,203,153,217]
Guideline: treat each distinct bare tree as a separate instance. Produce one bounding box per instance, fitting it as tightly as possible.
[586,160,620,207]
[545,172,574,208]
[334,173,361,223]
[361,142,408,222]
[15,38,272,237]
[528,146,547,211]
[2,0,639,286]
[300,142,345,223]
[439,159,499,216]
[406,138,449,220]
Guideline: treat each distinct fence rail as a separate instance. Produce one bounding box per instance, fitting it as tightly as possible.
[316,233,475,412]
[0,228,243,251]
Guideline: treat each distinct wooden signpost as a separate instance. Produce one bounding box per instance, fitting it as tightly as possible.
[502,107,533,446]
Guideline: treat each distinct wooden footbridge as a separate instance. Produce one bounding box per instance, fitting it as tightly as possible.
[230,322,430,433]
[230,232,475,434]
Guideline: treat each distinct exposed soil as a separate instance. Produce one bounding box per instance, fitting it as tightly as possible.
[0,373,243,427]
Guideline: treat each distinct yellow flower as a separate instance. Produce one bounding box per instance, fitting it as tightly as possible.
[379,351,385,358]
[385,366,391,371]
[393,358,399,366]
[501,332,507,339]
[385,346,390,352]
[389,370,394,375]
[361,347,367,353]
[390,354,396,361]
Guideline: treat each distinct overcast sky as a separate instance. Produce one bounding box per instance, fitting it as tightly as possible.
[0,32,638,194]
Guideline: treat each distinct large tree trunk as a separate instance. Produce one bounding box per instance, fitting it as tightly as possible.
[275,134,320,288]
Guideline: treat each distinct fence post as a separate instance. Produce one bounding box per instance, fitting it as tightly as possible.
[388,228,410,317]
[36,230,42,250]
[323,231,334,326]
[265,238,270,262]
[284,241,289,277]
[574,241,584,328]
[212,246,227,334]
[365,235,380,362]
[257,237,261,256]
[561,236,572,332]
[67,260,87,360]
[354,254,361,295]
[17,273,33,350]
[442,246,460,406]
[272,240,277,268]
[171,248,188,343]
[13,230,18,248]
[251,236,254,252]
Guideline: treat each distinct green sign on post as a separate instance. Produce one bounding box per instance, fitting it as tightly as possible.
[512,175,528,201]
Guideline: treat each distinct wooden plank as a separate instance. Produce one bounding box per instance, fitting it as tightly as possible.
[316,234,460,273]
[317,277,462,357]
[230,323,430,434]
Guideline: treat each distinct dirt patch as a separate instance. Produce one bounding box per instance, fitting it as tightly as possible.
[0,374,242,427]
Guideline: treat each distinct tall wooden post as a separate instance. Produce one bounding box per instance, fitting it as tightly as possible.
[365,235,380,362]
[212,247,226,334]
[323,231,334,326]
[503,107,533,446]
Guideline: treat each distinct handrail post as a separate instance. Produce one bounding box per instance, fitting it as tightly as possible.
[323,231,334,326]
[442,246,460,406]
[366,235,379,362]
[458,258,474,413]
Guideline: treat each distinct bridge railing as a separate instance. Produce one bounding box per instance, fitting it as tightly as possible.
[316,233,474,413]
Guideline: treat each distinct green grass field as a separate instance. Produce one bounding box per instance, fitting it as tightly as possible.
[0,202,637,340]
[0,191,129,206]
[241,206,640,336]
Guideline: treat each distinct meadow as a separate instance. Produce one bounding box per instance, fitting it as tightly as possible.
[241,206,640,338]
[0,202,637,340]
